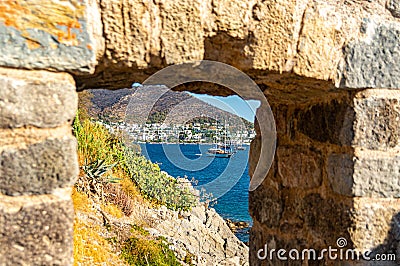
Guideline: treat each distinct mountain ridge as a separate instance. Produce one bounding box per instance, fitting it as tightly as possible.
[85,87,254,130]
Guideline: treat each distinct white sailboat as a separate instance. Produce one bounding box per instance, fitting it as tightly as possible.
[207,121,234,158]
[237,126,246,151]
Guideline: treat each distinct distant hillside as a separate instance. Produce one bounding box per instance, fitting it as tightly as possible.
[84,86,254,130]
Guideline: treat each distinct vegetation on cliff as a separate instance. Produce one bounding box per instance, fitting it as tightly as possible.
[71,93,197,265]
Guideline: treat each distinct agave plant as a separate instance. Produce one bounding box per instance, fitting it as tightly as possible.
[76,159,120,200]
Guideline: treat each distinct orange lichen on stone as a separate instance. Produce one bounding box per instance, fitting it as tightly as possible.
[25,38,41,49]
[0,1,29,27]
[0,0,85,46]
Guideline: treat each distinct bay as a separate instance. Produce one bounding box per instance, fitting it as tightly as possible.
[139,143,252,243]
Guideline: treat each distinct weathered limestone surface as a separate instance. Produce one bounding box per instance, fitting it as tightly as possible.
[0,136,78,196]
[353,90,400,150]
[149,204,249,266]
[0,0,103,73]
[0,68,77,128]
[1,0,399,91]
[74,0,400,91]
[351,198,400,252]
[341,21,400,88]
[0,189,74,265]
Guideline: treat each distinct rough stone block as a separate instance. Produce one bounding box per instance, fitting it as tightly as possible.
[327,151,400,198]
[0,0,102,73]
[353,152,400,198]
[351,198,400,252]
[340,21,400,88]
[0,68,78,128]
[353,91,400,150]
[277,146,323,189]
[277,190,305,237]
[0,136,78,196]
[300,193,353,245]
[277,190,353,247]
[249,179,282,228]
[0,189,74,265]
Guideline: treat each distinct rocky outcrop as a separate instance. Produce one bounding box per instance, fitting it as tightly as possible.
[148,205,249,266]
[225,219,250,236]
[145,177,249,265]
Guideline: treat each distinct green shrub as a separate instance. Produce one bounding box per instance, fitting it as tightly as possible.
[73,112,126,165]
[121,236,181,266]
[123,151,197,211]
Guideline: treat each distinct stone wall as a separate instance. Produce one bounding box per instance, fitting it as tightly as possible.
[249,89,400,265]
[0,0,399,265]
[74,0,400,91]
[0,1,96,264]
[0,69,78,264]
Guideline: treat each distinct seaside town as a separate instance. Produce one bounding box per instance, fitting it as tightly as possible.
[102,120,256,145]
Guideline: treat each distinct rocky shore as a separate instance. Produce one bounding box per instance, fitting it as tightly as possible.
[75,187,249,265]
[140,176,249,265]
[225,219,250,245]
[146,204,249,266]
[225,219,250,233]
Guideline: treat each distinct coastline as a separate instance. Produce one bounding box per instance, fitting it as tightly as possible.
[137,142,251,145]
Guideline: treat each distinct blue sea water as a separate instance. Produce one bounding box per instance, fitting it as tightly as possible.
[139,143,252,243]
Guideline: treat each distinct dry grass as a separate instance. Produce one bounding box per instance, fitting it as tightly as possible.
[72,189,124,265]
[115,169,142,202]
[101,203,124,219]
[73,218,125,266]
[120,236,181,266]
[72,188,92,213]
[104,183,135,217]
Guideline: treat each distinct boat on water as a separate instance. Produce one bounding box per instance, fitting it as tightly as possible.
[207,143,234,158]
[206,120,235,158]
